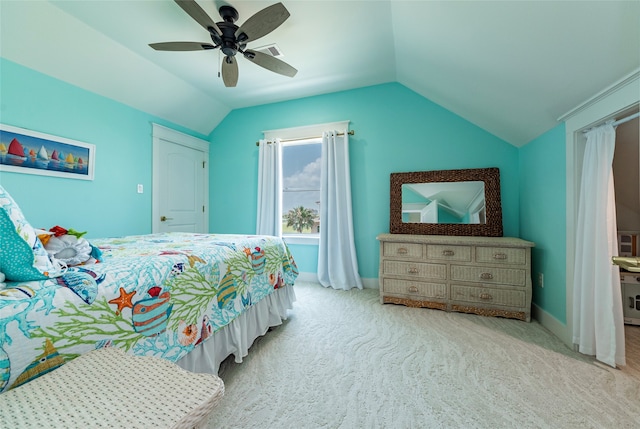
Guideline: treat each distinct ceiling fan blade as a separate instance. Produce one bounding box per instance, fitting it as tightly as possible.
[149,42,216,51]
[174,0,222,36]
[235,2,289,43]
[244,49,297,78]
[222,57,239,87]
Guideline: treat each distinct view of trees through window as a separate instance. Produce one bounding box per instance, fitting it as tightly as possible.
[281,139,321,235]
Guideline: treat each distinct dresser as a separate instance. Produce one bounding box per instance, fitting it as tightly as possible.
[377,234,535,322]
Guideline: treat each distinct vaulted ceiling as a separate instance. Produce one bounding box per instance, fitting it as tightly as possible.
[1,1,639,146]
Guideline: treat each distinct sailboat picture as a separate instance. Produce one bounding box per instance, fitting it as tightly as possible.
[0,124,95,180]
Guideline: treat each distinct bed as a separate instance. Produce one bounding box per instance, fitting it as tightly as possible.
[0,186,298,394]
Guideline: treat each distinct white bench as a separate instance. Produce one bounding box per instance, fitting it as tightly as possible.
[0,347,224,428]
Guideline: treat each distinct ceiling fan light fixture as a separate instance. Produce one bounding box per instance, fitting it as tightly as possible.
[221,43,238,57]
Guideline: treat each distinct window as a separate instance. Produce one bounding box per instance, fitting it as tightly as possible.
[261,120,349,244]
[281,138,321,237]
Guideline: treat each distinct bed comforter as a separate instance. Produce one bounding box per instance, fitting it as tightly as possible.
[0,232,298,393]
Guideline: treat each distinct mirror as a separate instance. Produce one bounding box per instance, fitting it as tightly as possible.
[390,168,503,236]
[401,181,486,224]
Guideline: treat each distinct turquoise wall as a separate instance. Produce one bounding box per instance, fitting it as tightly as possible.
[208,83,520,279]
[519,123,567,323]
[2,59,567,318]
[0,59,206,239]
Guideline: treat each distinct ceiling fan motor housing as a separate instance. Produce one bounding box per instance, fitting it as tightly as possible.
[215,5,246,57]
[214,22,240,56]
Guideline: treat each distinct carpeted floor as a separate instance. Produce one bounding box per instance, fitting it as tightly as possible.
[208,282,640,429]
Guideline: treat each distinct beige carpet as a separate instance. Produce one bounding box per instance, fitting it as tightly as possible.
[209,282,640,429]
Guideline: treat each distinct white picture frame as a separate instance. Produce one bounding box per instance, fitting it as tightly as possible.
[0,124,95,181]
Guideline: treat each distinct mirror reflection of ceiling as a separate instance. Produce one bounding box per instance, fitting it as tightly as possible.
[402,181,485,224]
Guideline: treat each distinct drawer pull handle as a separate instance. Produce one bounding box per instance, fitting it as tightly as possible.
[397,247,408,255]
[493,253,507,260]
[479,272,493,280]
[479,293,493,300]
[408,267,419,274]
[442,250,455,256]
[408,286,419,293]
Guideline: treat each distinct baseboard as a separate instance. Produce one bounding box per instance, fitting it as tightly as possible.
[361,277,379,289]
[296,272,379,290]
[295,272,318,283]
[532,303,572,348]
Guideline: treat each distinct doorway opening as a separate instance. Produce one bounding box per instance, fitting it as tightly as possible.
[613,111,640,376]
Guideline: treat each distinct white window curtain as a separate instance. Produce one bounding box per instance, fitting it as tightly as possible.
[256,139,282,236]
[572,121,625,368]
[317,130,363,290]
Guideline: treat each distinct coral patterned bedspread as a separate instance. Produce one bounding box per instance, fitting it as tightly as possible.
[0,232,298,393]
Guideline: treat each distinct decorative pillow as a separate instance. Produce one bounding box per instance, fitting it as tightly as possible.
[0,185,59,281]
[41,225,102,266]
[45,235,92,267]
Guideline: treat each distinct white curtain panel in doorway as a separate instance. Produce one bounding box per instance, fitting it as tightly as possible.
[256,139,282,236]
[572,121,625,368]
[317,130,363,290]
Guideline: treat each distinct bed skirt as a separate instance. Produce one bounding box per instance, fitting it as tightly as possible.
[176,285,296,375]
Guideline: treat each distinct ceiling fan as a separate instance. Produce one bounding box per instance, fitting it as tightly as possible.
[149,0,297,87]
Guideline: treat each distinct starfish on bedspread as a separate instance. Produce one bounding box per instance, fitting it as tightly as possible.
[108,287,136,315]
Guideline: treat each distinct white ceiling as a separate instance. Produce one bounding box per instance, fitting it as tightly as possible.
[1,1,639,146]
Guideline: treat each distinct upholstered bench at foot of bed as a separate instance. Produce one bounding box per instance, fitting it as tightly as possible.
[0,347,225,429]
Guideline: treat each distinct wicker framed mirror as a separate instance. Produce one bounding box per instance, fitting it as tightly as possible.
[389,167,503,236]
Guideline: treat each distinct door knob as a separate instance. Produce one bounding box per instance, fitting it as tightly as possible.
[160,216,173,222]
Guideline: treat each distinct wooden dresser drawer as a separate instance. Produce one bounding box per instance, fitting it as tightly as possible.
[377,234,534,322]
[382,278,447,299]
[450,265,526,287]
[426,245,471,262]
[451,284,526,307]
[383,242,423,259]
[383,260,446,279]
[476,246,526,265]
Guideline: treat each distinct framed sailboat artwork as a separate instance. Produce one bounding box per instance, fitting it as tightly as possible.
[0,124,95,180]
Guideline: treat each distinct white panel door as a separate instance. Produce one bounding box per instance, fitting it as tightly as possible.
[157,139,206,233]
[152,123,209,234]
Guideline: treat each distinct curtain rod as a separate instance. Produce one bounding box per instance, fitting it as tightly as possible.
[582,111,640,133]
[255,130,355,146]
[613,111,640,126]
